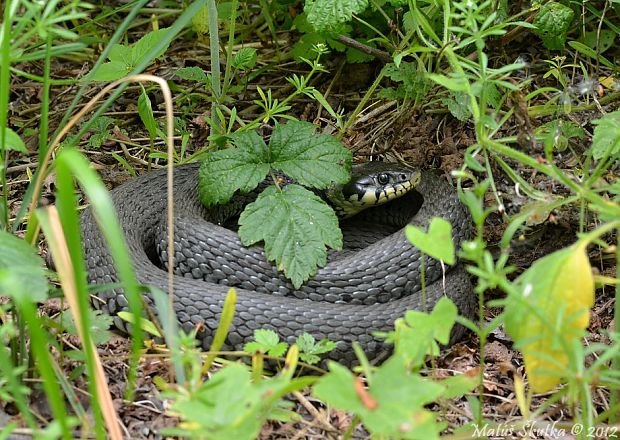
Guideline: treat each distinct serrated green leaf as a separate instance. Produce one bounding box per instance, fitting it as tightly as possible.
[238,184,342,287]
[244,329,288,357]
[175,66,209,83]
[61,309,113,345]
[383,62,431,100]
[198,131,270,206]
[442,92,471,121]
[405,218,455,265]
[233,48,258,70]
[305,0,369,31]
[0,231,48,303]
[296,333,337,364]
[0,127,27,152]
[138,89,158,138]
[591,110,620,160]
[90,29,172,81]
[533,1,574,50]
[269,121,351,188]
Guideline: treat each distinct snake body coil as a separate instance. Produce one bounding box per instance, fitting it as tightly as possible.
[82,162,475,365]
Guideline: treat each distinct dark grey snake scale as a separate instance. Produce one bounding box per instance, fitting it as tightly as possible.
[82,162,475,365]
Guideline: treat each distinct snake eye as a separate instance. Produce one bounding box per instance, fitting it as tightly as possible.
[400,173,407,180]
[377,173,389,185]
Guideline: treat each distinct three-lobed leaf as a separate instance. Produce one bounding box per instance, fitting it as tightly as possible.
[296,333,337,365]
[244,329,288,357]
[200,121,351,285]
[405,217,455,265]
[233,48,258,70]
[238,184,342,287]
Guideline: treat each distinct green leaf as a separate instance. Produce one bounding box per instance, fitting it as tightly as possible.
[568,41,616,70]
[405,218,455,265]
[90,28,172,81]
[191,5,210,34]
[0,127,27,152]
[442,92,471,121]
[391,297,458,366]
[108,43,132,64]
[591,110,620,160]
[175,66,209,83]
[383,62,431,100]
[164,364,291,439]
[233,48,258,70]
[269,121,352,189]
[296,333,337,364]
[536,119,585,152]
[89,60,127,81]
[427,73,469,93]
[504,242,594,393]
[533,1,575,50]
[0,231,48,303]
[238,184,342,288]
[440,374,478,399]
[198,131,271,206]
[305,0,369,31]
[131,28,171,65]
[313,362,365,412]
[314,357,445,438]
[580,29,616,54]
[244,329,288,357]
[138,89,158,138]
[117,311,162,337]
[60,309,113,345]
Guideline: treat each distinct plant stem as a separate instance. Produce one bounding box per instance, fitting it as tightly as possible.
[206,0,222,133]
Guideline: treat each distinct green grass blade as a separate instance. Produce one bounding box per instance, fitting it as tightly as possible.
[202,288,237,373]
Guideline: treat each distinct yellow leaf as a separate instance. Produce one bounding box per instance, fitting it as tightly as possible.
[505,243,594,393]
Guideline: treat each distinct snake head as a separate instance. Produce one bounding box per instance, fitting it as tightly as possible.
[328,162,421,218]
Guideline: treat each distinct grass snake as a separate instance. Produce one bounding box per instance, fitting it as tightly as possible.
[82,162,475,365]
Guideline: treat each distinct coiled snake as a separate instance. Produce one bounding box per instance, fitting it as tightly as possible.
[82,162,475,365]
